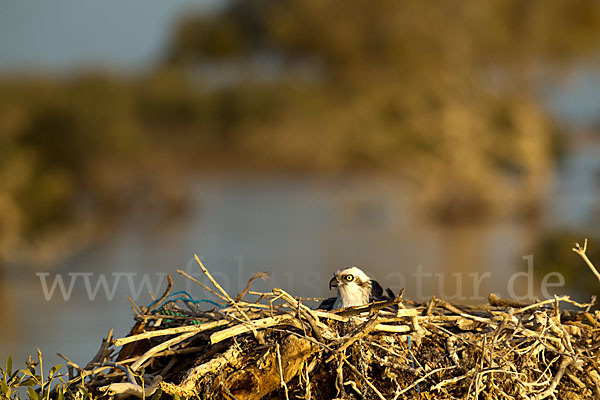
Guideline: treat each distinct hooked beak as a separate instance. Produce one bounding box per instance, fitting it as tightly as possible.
[329,276,338,290]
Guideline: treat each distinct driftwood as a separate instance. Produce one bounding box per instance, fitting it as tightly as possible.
[99,376,162,399]
[214,334,316,400]
[66,253,600,400]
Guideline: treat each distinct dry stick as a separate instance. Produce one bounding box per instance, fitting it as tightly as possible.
[584,312,600,328]
[394,365,457,398]
[247,290,325,303]
[426,296,436,316]
[130,331,199,371]
[176,269,228,302]
[146,275,173,313]
[342,357,386,400]
[193,254,259,339]
[113,320,231,347]
[115,346,207,365]
[326,316,380,362]
[515,296,592,314]
[344,380,362,397]
[304,360,312,400]
[589,370,600,398]
[58,353,106,387]
[221,301,278,311]
[573,238,600,284]
[335,354,345,398]
[127,296,143,316]
[178,345,242,394]
[313,309,412,334]
[435,299,492,324]
[337,294,404,317]
[536,356,572,399]
[210,314,294,344]
[488,293,532,308]
[99,376,162,399]
[313,308,417,322]
[275,343,290,400]
[57,353,84,376]
[272,288,324,342]
[193,254,237,304]
[235,271,271,301]
[374,324,411,334]
[429,368,473,392]
[86,328,114,369]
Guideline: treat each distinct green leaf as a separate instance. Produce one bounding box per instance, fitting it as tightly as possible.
[0,380,8,395]
[6,356,12,377]
[20,378,37,386]
[20,369,34,377]
[49,364,62,377]
[28,386,40,400]
[57,387,64,400]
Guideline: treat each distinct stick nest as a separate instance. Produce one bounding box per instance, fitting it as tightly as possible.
[65,260,600,400]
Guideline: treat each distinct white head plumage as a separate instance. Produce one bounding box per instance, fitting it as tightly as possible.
[328,266,373,309]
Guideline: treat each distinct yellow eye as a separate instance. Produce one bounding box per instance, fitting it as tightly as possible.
[345,274,354,282]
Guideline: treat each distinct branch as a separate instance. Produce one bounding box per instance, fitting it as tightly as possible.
[572,238,600,284]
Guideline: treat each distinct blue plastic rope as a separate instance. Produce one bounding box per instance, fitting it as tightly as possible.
[147,290,223,312]
[156,297,223,311]
[407,336,421,393]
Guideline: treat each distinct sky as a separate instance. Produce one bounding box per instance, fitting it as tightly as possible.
[0,0,222,73]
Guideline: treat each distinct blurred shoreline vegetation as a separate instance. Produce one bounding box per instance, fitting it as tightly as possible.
[2,0,600,267]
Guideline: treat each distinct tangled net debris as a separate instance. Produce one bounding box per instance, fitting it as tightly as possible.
[60,254,600,399]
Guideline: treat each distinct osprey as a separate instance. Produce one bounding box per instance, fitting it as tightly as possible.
[318,267,395,310]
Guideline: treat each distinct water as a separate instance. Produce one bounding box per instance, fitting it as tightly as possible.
[1,143,600,372]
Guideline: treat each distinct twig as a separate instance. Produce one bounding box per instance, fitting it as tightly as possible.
[535,356,572,399]
[114,320,230,347]
[335,354,345,398]
[573,238,600,284]
[210,314,294,344]
[194,254,236,304]
[342,357,386,400]
[276,343,290,400]
[395,365,457,398]
[176,268,228,302]
[326,316,380,362]
[304,360,312,400]
[146,275,173,313]
[85,328,114,369]
[272,288,325,342]
[130,331,199,371]
[127,296,143,316]
[99,375,162,399]
[235,271,271,302]
[516,296,592,314]
[488,293,532,308]
[193,254,259,339]
[337,294,404,317]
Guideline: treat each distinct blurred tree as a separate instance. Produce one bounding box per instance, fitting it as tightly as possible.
[3,0,600,266]
[165,0,600,221]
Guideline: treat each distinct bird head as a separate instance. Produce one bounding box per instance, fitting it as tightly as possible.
[329,266,372,308]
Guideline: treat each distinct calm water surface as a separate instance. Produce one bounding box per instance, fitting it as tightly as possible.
[1,143,600,370]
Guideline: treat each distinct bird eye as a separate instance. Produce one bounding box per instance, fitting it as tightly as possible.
[345,274,354,281]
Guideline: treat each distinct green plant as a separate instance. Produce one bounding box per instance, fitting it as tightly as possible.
[0,350,92,400]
